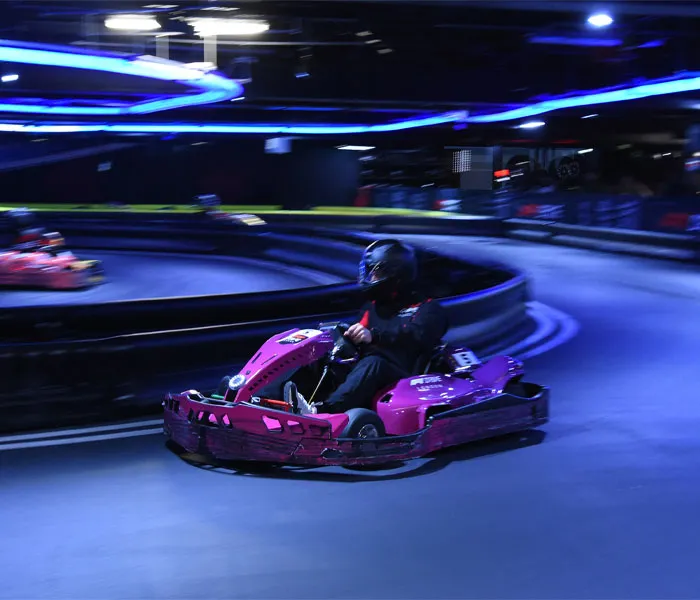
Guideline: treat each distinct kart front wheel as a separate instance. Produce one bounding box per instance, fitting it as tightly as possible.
[341,408,386,439]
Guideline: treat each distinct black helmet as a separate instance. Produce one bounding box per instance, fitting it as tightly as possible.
[358,239,417,296]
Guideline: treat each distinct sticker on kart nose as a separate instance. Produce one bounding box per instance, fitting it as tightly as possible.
[278,329,322,345]
[410,376,442,386]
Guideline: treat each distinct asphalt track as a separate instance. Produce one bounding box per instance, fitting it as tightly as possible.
[3,237,700,600]
[0,250,341,307]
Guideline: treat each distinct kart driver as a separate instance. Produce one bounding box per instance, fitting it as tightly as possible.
[285,239,448,415]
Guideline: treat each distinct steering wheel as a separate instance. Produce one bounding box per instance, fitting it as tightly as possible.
[330,324,360,364]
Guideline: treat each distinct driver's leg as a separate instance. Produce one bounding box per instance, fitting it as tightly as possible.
[322,355,407,414]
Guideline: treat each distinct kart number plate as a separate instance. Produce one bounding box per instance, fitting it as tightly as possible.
[452,350,481,368]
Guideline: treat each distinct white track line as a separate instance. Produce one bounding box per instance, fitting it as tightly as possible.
[0,302,579,451]
[495,301,559,358]
[0,419,163,444]
[0,427,163,451]
[515,303,580,361]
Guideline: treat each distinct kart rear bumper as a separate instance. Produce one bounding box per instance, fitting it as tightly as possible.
[163,386,549,467]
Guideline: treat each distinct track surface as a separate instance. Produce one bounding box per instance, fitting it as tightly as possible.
[3,237,700,599]
[0,250,341,307]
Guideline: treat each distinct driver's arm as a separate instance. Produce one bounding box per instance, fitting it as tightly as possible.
[371,300,448,351]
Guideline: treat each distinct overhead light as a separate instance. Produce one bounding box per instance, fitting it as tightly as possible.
[230,96,245,102]
[518,121,545,129]
[365,39,381,45]
[1,73,19,82]
[377,48,393,54]
[578,148,594,154]
[143,4,178,8]
[201,6,240,11]
[581,113,598,119]
[337,145,376,151]
[190,18,269,37]
[587,13,614,28]
[356,31,373,37]
[105,15,161,31]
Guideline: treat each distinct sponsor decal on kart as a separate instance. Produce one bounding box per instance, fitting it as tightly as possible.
[278,329,322,345]
[410,376,442,387]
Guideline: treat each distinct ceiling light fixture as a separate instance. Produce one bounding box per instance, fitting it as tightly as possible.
[190,18,270,37]
[105,15,161,31]
[587,13,614,28]
[337,145,375,151]
[581,113,599,119]
[1,73,19,82]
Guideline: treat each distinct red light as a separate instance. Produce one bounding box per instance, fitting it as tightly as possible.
[494,169,510,178]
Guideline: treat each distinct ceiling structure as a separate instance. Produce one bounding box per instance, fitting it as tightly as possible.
[0,0,699,139]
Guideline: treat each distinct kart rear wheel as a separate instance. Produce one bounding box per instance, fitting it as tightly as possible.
[341,408,386,439]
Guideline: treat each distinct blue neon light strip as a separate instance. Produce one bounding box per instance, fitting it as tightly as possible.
[0,112,468,134]
[0,41,242,115]
[468,74,700,123]
[1,73,699,133]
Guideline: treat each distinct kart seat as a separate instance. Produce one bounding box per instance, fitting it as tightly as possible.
[413,343,448,375]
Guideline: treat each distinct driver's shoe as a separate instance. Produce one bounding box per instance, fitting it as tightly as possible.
[284,381,317,415]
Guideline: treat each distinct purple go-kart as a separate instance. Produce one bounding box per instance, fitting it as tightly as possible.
[163,323,549,466]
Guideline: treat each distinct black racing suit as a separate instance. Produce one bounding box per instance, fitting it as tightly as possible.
[323,292,449,413]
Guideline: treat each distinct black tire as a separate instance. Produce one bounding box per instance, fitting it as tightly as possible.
[340,408,386,439]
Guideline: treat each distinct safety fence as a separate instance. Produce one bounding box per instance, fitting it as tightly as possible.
[0,219,529,433]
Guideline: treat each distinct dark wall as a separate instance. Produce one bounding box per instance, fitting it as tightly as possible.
[268,146,360,209]
[0,137,360,208]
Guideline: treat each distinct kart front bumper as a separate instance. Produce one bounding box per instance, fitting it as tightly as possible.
[163,386,549,467]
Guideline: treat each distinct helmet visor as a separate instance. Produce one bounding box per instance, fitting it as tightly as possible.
[360,259,394,286]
